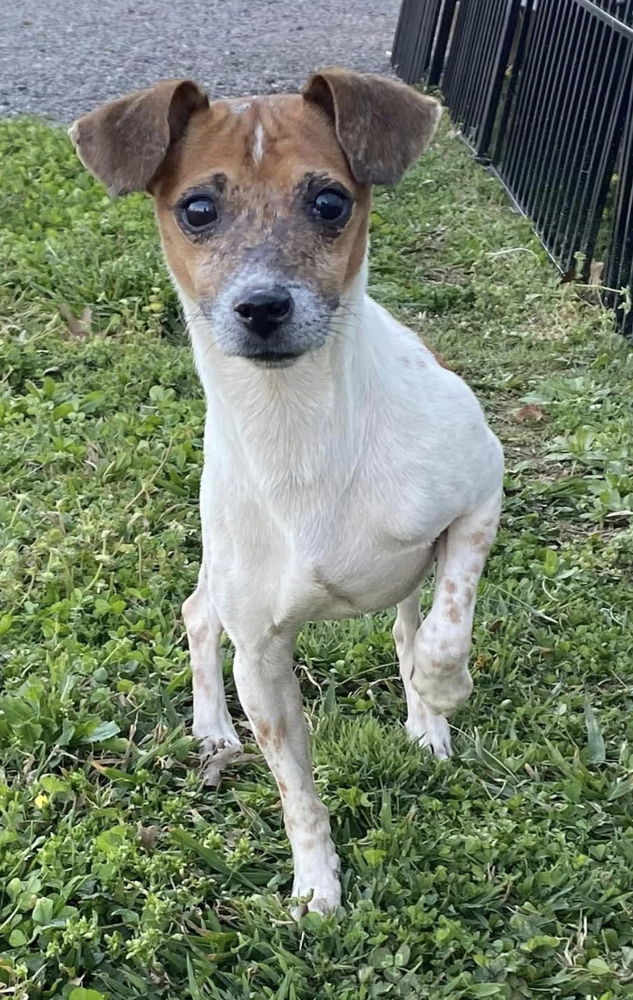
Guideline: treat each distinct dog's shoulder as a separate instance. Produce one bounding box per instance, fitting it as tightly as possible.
[369,299,452,374]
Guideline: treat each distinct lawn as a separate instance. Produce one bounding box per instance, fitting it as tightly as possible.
[1,115,632,1000]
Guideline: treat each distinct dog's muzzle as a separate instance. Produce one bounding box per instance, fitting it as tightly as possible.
[205,270,334,365]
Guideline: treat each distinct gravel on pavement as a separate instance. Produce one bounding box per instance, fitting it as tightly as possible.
[0,0,401,123]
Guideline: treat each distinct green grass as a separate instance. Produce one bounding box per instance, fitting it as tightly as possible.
[1,116,632,1000]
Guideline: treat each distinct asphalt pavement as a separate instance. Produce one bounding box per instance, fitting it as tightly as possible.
[0,0,402,122]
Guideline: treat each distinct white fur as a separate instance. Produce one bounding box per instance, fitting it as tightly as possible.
[252,121,265,165]
[179,258,503,915]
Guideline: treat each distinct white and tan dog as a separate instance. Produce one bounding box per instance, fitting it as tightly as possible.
[70,69,503,916]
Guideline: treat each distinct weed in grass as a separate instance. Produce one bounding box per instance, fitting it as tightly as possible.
[1,116,632,999]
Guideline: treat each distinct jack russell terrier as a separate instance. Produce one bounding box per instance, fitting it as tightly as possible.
[70,68,504,916]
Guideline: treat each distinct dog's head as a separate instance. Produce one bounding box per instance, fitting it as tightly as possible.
[70,70,441,367]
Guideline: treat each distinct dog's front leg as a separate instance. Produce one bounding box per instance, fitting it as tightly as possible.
[233,633,341,917]
[182,564,242,779]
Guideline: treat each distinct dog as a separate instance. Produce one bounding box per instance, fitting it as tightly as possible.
[70,68,504,916]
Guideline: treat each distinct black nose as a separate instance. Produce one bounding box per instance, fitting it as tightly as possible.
[234,285,294,338]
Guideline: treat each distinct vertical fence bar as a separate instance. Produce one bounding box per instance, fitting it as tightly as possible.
[441,0,524,157]
[498,1,552,188]
[537,2,602,258]
[428,0,458,85]
[391,0,447,84]
[492,0,535,159]
[476,0,523,158]
[560,27,631,272]
[605,87,633,336]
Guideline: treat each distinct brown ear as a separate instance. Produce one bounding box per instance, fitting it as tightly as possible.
[303,68,441,186]
[68,79,208,196]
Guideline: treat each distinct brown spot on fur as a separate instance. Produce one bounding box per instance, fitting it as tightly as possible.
[470,531,490,553]
[192,670,212,697]
[271,719,286,751]
[424,344,452,370]
[310,801,327,822]
[258,722,271,743]
[444,601,462,624]
[444,579,457,594]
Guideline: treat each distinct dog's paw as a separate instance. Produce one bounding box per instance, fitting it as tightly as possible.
[411,663,473,718]
[194,725,243,786]
[406,712,452,759]
[290,850,341,919]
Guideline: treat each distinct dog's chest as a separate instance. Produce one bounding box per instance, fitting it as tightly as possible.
[295,469,453,610]
[205,465,452,629]
[199,315,502,632]
[297,528,434,619]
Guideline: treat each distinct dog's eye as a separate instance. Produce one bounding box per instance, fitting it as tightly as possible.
[312,188,351,224]
[181,196,217,230]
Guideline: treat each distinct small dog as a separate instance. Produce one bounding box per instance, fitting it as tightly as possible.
[70,68,503,916]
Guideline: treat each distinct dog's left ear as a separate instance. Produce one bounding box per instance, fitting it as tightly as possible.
[68,79,209,196]
[303,68,442,186]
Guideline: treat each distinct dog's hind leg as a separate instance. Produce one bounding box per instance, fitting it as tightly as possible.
[182,564,242,779]
[411,488,502,719]
[394,589,452,759]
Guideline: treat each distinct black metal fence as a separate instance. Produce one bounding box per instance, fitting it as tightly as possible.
[392,0,633,336]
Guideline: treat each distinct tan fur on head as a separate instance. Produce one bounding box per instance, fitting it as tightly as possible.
[151,93,371,303]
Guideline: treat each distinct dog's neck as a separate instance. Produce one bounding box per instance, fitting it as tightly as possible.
[180,260,379,490]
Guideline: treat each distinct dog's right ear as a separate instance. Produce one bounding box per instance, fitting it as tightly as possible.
[68,79,209,196]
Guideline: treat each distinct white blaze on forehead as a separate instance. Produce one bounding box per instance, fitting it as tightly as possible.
[252,121,265,165]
